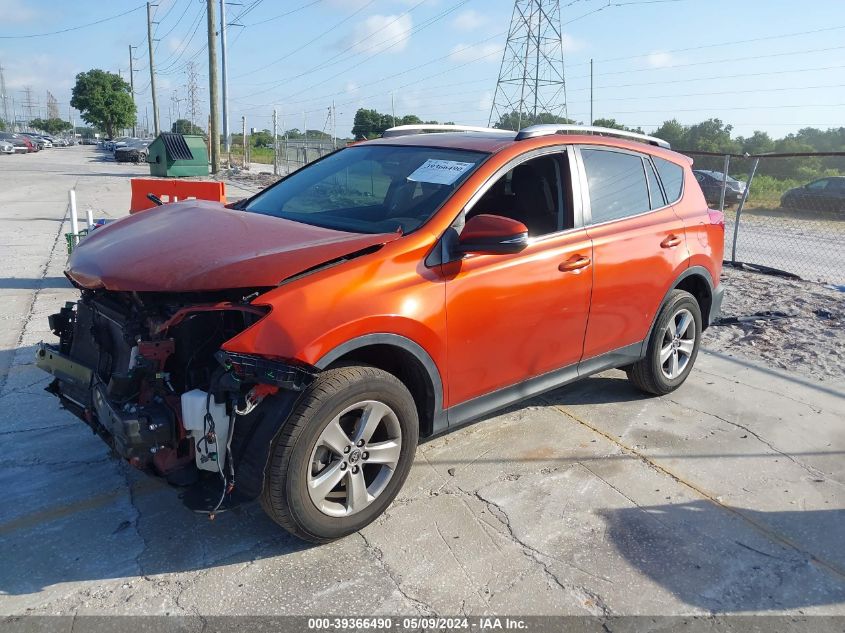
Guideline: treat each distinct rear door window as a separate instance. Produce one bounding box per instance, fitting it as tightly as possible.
[581,148,651,224]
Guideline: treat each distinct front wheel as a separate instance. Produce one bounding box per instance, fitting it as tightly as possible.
[260,365,418,542]
[626,289,702,395]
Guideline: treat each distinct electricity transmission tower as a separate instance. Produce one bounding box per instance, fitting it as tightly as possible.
[21,86,37,127]
[488,0,568,130]
[47,91,59,119]
[185,61,200,133]
[0,63,10,128]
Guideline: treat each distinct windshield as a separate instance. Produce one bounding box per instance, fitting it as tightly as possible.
[243,145,487,234]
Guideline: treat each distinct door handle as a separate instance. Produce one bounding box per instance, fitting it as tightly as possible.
[661,234,682,248]
[559,255,591,272]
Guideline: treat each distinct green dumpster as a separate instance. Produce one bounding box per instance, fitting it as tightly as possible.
[147,133,209,177]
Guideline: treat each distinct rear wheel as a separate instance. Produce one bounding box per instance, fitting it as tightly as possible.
[626,290,701,395]
[260,365,418,542]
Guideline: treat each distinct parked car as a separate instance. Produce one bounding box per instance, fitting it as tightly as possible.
[693,170,745,207]
[38,124,724,542]
[0,132,29,154]
[114,139,150,163]
[781,177,845,213]
[0,140,14,154]
[19,133,48,150]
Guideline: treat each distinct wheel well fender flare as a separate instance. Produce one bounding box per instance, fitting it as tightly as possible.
[639,266,715,356]
[315,333,446,434]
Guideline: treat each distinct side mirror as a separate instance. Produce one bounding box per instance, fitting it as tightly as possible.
[458,214,529,255]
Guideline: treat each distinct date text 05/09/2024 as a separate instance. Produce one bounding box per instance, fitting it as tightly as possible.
[307,617,528,630]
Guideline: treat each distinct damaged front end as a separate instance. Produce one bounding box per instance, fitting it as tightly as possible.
[37,288,314,513]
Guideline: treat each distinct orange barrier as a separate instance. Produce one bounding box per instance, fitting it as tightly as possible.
[129,178,227,214]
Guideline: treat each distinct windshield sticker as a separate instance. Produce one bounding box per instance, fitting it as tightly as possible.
[407,159,475,185]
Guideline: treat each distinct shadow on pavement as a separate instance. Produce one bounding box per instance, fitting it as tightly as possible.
[0,277,71,289]
[598,499,845,611]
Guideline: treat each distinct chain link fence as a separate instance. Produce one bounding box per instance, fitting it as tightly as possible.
[682,151,845,287]
[225,133,342,175]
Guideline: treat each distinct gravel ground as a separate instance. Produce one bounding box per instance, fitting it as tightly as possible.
[703,265,845,382]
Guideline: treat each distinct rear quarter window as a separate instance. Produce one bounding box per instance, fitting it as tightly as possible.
[653,157,684,203]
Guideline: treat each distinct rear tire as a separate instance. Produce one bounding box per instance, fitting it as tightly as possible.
[260,365,418,543]
[626,290,701,396]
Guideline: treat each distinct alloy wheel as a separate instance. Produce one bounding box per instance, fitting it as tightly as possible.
[307,400,402,517]
[659,308,696,380]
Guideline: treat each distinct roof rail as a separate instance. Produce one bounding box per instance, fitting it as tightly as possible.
[515,124,670,149]
[382,124,515,138]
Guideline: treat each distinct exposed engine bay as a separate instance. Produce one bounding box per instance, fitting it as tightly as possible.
[37,288,314,515]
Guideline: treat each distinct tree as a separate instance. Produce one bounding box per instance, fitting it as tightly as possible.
[70,69,136,139]
[591,118,644,134]
[29,117,73,136]
[737,131,774,155]
[492,110,576,130]
[171,119,205,135]
[351,108,439,139]
[251,129,273,148]
[653,119,688,149]
[0,118,6,131]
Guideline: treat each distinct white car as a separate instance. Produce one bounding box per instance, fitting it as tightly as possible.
[0,141,15,154]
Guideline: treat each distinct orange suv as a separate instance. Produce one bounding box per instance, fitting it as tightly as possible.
[39,124,724,542]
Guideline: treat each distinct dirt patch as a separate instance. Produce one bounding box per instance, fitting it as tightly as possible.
[703,265,845,381]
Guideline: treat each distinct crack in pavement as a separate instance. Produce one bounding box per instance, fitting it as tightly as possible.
[433,520,492,610]
[666,398,843,488]
[0,182,73,398]
[464,485,613,616]
[358,531,436,616]
[552,404,845,584]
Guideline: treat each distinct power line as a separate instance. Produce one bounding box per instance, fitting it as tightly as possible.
[232,0,376,80]
[0,5,146,39]
[155,0,194,52]
[243,0,322,27]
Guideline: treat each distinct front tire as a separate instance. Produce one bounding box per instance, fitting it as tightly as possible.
[260,365,418,543]
[626,289,702,395]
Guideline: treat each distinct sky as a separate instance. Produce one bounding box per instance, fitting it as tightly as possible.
[1,0,845,139]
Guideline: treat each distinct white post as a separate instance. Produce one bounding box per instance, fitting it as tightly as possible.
[85,206,94,230]
[69,189,79,245]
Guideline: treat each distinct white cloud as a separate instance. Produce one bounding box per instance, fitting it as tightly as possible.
[478,91,493,112]
[561,33,583,54]
[0,0,38,23]
[344,81,359,94]
[165,36,185,53]
[646,51,676,68]
[349,14,413,54]
[449,42,501,63]
[451,9,487,31]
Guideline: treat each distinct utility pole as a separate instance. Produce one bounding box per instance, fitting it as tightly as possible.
[0,63,10,129]
[331,101,336,149]
[207,0,220,173]
[129,45,137,136]
[241,115,246,167]
[220,0,230,153]
[589,58,593,125]
[146,2,160,136]
[390,92,395,127]
[272,108,278,176]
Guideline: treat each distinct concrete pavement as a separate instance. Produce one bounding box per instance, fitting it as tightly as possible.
[0,148,843,618]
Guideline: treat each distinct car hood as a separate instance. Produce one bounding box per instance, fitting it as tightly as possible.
[66,200,401,291]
